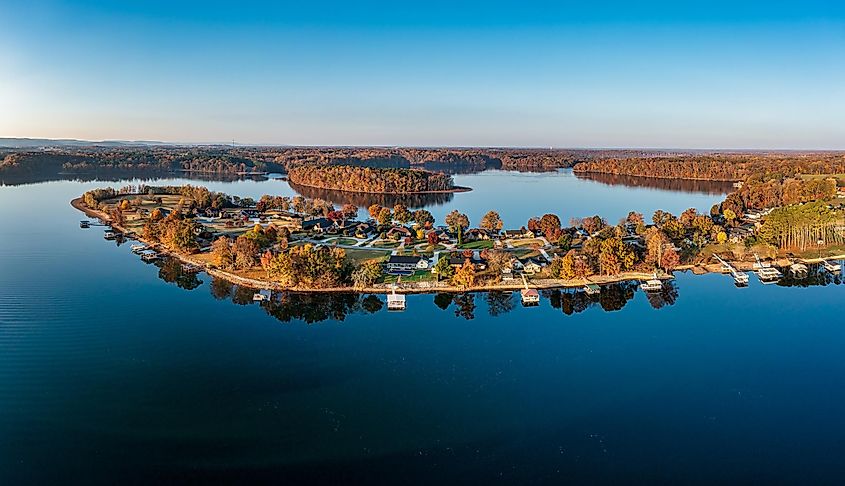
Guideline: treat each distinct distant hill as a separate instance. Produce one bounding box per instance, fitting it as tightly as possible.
[0,138,171,149]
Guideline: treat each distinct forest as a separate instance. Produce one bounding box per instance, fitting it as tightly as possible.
[286,164,456,194]
[573,153,845,182]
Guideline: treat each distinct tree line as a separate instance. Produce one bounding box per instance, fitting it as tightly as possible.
[286,164,455,194]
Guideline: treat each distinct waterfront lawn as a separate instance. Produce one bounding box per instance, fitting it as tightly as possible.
[382,270,435,284]
[457,240,494,250]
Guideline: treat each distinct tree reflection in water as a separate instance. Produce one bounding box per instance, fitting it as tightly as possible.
[547,281,640,315]
[778,265,843,288]
[289,182,455,210]
[155,257,203,290]
[202,278,687,325]
[574,172,734,195]
[644,280,679,309]
[486,291,515,317]
[452,293,476,320]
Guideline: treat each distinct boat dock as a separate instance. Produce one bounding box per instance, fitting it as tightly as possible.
[640,273,664,292]
[823,260,841,273]
[754,254,782,283]
[387,286,406,310]
[583,283,601,296]
[520,274,540,305]
[713,255,749,286]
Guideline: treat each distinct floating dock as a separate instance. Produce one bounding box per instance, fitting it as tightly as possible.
[387,287,406,310]
[640,273,664,292]
[823,260,841,273]
[583,283,601,295]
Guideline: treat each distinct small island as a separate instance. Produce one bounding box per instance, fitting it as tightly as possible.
[72,154,845,300]
[286,164,469,194]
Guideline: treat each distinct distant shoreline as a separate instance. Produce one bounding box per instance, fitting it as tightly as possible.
[284,182,473,195]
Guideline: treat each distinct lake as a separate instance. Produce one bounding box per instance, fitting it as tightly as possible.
[2,172,844,484]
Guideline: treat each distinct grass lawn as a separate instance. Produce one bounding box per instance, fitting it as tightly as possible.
[327,237,359,246]
[511,248,540,259]
[457,240,494,250]
[372,240,400,248]
[345,248,391,265]
[511,238,544,248]
[382,270,435,284]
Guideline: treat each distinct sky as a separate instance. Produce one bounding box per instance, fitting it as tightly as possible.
[1,0,844,149]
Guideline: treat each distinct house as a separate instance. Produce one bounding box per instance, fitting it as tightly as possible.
[521,258,545,275]
[354,222,377,239]
[302,218,335,233]
[428,229,451,243]
[386,226,412,240]
[503,229,534,239]
[464,228,492,241]
[385,255,430,274]
[448,252,488,271]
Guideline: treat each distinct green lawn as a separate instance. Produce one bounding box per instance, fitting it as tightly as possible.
[382,270,435,284]
[511,238,544,248]
[457,240,494,250]
[371,240,400,248]
[327,237,359,246]
[345,248,391,265]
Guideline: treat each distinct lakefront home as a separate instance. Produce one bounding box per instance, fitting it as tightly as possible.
[302,217,335,233]
[503,229,535,239]
[385,255,430,274]
[448,252,488,270]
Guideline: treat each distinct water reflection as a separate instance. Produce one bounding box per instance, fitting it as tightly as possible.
[778,265,843,287]
[200,278,687,324]
[574,172,734,195]
[288,181,456,208]
[546,281,640,315]
[0,169,269,187]
[155,257,204,290]
[644,281,679,309]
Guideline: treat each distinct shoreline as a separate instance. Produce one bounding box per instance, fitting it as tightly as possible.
[285,181,473,195]
[72,196,671,294]
[572,169,740,183]
[72,197,844,295]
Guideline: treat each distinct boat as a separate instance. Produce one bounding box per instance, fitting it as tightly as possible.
[640,279,663,292]
[822,260,841,273]
[253,289,272,302]
[583,283,601,295]
[756,266,782,283]
[130,244,147,253]
[79,220,90,228]
[140,252,159,262]
[387,288,406,310]
[103,230,120,240]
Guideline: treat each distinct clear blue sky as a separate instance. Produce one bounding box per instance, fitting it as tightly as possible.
[2,0,843,148]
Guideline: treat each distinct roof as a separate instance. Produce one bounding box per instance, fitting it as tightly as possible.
[302,218,333,229]
[387,255,425,264]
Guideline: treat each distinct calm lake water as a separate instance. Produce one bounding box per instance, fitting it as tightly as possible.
[1,173,844,484]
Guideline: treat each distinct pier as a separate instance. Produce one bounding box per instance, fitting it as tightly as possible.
[713,255,749,286]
